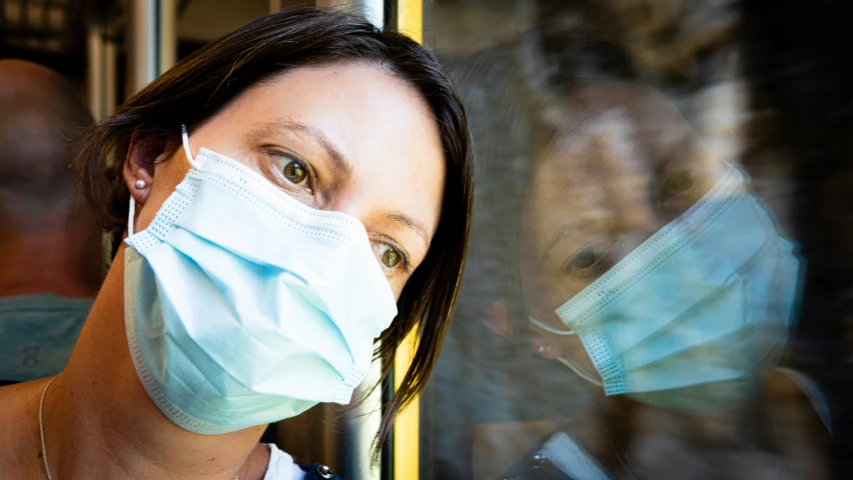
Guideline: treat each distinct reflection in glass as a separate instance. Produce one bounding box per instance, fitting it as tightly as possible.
[422,1,845,479]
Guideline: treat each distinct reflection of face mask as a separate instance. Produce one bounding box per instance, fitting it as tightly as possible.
[123,127,397,434]
[532,166,803,413]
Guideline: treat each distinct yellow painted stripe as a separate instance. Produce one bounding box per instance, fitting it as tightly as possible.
[393,331,419,480]
[396,0,423,44]
[393,8,423,480]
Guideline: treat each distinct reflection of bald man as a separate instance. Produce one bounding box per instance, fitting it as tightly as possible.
[0,60,101,384]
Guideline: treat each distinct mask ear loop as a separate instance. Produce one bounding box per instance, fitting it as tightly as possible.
[529,315,576,335]
[181,124,202,169]
[529,316,603,386]
[557,357,603,387]
[128,124,199,238]
[128,196,136,237]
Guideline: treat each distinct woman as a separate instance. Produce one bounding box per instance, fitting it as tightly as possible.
[488,30,828,480]
[0,8,472,480]
[513,79,830,480]
[438,3,829,476]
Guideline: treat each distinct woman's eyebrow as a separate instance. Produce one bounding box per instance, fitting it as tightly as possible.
[252,119,353,179]
[541,224,583,264]
[383,211,430,251]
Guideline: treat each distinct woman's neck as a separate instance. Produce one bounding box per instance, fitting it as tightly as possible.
[40,246,268,479]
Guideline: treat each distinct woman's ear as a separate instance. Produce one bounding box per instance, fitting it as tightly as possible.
[481,299,515,341]
[122,131,175,206]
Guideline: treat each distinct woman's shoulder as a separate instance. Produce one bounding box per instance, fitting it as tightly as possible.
[263,443,344,480]
[263,443,305,480]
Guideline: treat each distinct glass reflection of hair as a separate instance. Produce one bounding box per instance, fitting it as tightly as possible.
[0,8,473,479]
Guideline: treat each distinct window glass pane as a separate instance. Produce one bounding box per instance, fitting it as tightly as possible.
[421,1,845,478]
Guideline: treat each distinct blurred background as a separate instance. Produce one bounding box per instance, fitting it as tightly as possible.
[1,1,851,479]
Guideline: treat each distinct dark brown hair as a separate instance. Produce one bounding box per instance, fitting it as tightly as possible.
[73,7,472,452]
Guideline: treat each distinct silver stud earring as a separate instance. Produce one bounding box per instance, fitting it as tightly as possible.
[135,179,146,189]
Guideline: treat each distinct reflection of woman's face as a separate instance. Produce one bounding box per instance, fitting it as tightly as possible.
[521,82,728,376]
[133,63,446,298]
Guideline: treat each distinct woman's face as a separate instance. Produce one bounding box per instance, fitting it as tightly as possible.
[520,82,728,378]
[129,62,446,297]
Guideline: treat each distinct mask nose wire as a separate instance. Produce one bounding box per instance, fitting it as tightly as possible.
[181,124,202,169]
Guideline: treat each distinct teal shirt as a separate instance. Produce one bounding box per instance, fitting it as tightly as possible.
[0,294,93,382]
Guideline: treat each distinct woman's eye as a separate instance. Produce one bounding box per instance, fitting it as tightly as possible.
[564,240,614,278]
[657,169,701,215]
[372,241,406,273]
[283,159,308,185]
[263,150,314,197]
[383,248,402,268]
[660,170,697,200]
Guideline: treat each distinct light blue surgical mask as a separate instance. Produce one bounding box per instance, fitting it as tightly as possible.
[123,127,397,434]
[531,166,803,413]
